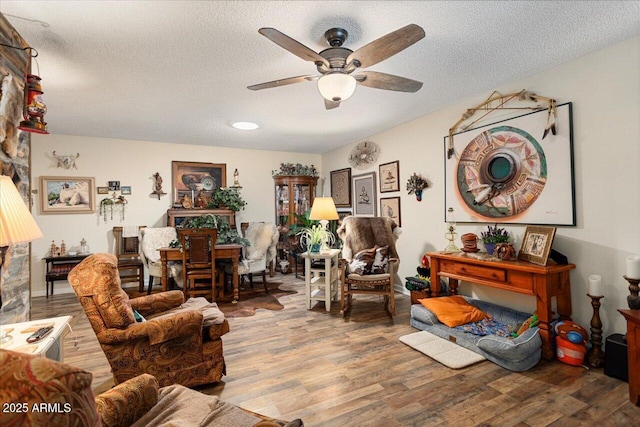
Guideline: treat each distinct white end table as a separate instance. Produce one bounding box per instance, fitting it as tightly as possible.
[302,249,340,311]
[0,315,72,361]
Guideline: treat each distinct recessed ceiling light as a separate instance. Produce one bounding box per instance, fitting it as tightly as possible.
[231,121,259,130]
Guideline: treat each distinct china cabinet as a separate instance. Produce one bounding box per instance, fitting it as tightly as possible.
[273,175,318,271]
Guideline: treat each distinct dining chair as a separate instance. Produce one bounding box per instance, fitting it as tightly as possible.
[112,226,145,292]
[177,228,219,301]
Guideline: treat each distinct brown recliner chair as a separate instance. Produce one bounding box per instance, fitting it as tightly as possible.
[337,216,401,317]
[68,253,229,388]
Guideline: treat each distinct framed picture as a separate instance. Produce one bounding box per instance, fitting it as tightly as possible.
[379,161,400,192]
[352,172,376,217]
[330,167,352,207]
[108,180,120,191]
[121,186,132,195]
[97,186,109,194]
[380,197,401,226]
[518,226,556,265]
[172,161,226,200]
[337,209,352,222]
[444,102,575,225]
[40,176,96,214]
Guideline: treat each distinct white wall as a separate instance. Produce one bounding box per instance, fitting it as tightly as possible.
[321,36,640,338]
[29,135,321,296]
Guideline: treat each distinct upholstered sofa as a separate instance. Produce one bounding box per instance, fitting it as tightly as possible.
[68,253,229,387]
[0,349,302,427]
[410,297,542,372]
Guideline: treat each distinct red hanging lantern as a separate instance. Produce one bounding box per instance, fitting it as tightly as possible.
[18,73,49,134]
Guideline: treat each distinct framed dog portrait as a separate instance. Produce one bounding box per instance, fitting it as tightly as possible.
[353,172,376,217]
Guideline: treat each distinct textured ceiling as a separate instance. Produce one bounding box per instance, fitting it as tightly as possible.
[2,1,638,154]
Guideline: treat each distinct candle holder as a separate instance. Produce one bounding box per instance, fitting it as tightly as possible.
[587,294,604,368]
[624,275,640,310]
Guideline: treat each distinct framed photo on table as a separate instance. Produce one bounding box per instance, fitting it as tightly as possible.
[379,161,400,192]
[352,172,376,217]
[518,226,556,265]
[380,196,401,226]
[330,167,352,207]
[40,176,96,214]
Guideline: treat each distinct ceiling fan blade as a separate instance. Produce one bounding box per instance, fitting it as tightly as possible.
[248,75,317,91]
[347,24,425,69]
[259,28,330,68]
[324,99,341,110]
[355,71,423,92]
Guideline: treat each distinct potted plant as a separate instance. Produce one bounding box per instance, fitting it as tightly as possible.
[297,224,334,254]
[172,214,249,246]
[406,173,430,201]
[207,188,247,212]
[480,224,510,255]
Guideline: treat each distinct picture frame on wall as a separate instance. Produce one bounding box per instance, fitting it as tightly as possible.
[379,161,400,192]
[97,186,109,194]
[330,167,352,207]
[352,172,376,217]
[380,196,401,226]
[40,176,96,214]
[121,186,132,195]
[172,161,226,201]
[518,226,556,266]
[444,102,575,225]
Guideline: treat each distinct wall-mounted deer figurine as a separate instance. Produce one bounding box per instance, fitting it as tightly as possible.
[52,151,80,169]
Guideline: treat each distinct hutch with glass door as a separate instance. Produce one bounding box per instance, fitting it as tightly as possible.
[273,175,318,272]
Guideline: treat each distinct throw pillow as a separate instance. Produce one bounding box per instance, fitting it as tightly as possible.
[370,245,389,274]
[418,295,489,327]
[348,246,377,275]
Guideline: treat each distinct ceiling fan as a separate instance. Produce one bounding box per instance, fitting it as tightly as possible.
[248,24,425,109]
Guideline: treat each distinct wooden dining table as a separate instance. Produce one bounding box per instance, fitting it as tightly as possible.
[159,244,243,303]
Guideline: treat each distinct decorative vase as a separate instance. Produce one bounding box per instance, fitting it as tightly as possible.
[415,189,423,201]
[484,243,496,256]
[309,243,321,253]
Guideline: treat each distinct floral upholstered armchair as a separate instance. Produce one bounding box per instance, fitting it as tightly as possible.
[68,253,229,388]
[0,349,303,427]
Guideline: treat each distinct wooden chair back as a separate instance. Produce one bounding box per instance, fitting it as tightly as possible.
[177,228,218,300]
[112,226,146,291]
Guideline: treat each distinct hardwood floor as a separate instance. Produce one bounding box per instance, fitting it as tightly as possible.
[31,274,640,426]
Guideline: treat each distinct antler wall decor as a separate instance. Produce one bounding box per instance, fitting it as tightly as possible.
[447,90,557,159]
[52,151,79,169]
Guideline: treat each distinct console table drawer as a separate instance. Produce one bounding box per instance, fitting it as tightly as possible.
[440,260,506,282]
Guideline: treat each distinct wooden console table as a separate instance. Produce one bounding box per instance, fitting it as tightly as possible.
[619,309,640,406]
[428,251,576,360]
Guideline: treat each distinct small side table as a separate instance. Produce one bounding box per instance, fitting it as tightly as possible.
[0,315,72,362]
[43,254,91,297]
[302,249,340,312]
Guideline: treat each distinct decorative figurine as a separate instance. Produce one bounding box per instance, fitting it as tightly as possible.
[60,240,67,257]
[151,172,166,199]
[50,240,58,257]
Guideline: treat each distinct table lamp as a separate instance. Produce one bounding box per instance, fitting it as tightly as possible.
[0,175,43,309]
[309,197,339,252]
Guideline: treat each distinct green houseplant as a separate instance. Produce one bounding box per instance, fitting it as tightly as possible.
[480,224,510,255]
[171,214,249,246]
[207,188,247,212]
[297,224,335,253]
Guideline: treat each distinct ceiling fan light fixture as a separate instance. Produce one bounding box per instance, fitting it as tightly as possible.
[231,121,260,130]
[317,72,356,102]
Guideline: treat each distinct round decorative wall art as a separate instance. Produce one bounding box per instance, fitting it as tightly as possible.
[456,125,547,219]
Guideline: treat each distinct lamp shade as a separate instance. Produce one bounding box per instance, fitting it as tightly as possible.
[309,197,339,221]
[0,175,43,246]
[317,73,356,102]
